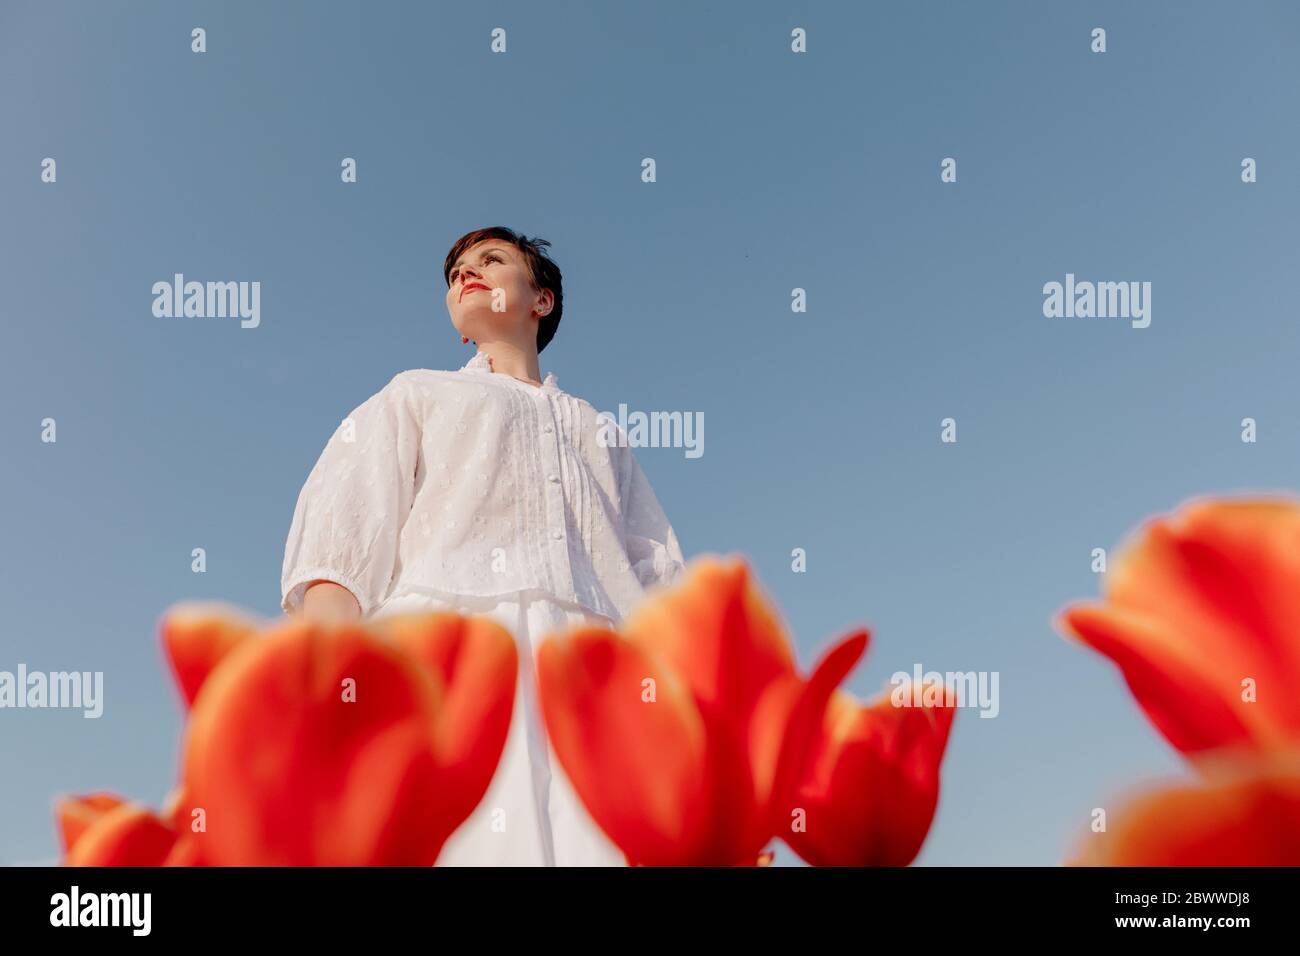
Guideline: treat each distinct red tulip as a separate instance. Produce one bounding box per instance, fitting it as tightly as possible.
[56,792,195,866]
[1058,497,1300,760]
[175,612,517,865]
[783,678,956,866]
[537,556,868,866]
[58,607,518,866]
[1070,751,1300,866]
[161,602,261,709]
[1058,496,1300,865]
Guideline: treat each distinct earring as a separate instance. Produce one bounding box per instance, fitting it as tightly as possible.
[461,335,469,344]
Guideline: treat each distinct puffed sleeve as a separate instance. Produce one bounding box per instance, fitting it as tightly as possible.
[281,373,423,617]
[618,444,686,593]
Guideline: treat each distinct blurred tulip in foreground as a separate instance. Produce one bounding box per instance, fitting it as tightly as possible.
[538,556,955,866]
[1058,496,1300,865]
[58,606,517,866]
[1069,751,1300,866]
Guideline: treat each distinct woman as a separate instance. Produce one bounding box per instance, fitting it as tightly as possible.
[280,226,686,866]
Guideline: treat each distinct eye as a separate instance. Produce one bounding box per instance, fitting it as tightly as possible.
[451,252,502,285]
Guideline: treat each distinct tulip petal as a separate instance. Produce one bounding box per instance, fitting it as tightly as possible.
[762,630,870,831]
[784,683,956,866]
[1057,497,1300,757]
[1071,752,1300,866]
[537,626,712,866]
[162,833,207,866]
[161,603,261,709]
[181,618,460,866]
[56,793,127,855]
[374,612,518,821]
[63,803,178,867]
[1061,604,1262,756]
[622,556,797,730]
[617,556,810,861]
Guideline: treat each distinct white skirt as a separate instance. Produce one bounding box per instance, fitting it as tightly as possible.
[373,588,627,867]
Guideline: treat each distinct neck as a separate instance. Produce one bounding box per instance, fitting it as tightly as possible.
[477,339,542,386]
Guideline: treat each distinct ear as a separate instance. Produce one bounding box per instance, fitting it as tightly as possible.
[534,288,554,318]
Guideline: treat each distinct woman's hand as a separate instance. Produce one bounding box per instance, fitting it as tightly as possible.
[299,580,362,622]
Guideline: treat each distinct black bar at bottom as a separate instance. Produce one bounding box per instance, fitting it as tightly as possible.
[0,866,1282,940]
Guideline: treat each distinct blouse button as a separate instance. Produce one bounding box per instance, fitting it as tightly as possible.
[547,474,560,483]
[543,424,553,433]
[552,530,563,540]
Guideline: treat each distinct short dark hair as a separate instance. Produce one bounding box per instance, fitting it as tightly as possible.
[443,227,564,354]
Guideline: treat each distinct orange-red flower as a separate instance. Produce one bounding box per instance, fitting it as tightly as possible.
[782,678,956,866]
[56,789,196,866]
[1057,496,1300,865]
[1070,752,1300,866]
[58,606,518,866]
[537,556,877,866]
[1058,498,1300,760]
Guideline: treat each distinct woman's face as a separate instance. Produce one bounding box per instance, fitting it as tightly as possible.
[445,240,549,345]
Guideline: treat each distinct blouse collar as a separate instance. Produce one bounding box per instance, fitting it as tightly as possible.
[459,349,559,392]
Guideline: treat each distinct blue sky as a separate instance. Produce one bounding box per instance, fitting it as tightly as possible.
[2,0,1298,865]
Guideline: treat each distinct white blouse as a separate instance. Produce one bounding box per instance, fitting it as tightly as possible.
[280,350,686,623]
